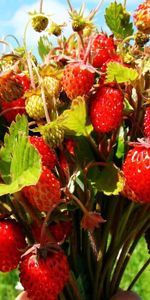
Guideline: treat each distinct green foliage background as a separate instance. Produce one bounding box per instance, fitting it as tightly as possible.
[0,238,149,300]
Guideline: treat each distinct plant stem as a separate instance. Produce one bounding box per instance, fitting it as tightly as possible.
[65,188,88,215]
[96,211,150,299]
[69,272,83,300]
[123,0,127,8]
[128,258,150,291]
[39,0,43,13]
[117,202,135,241]
[3,34,20,47]
[26,53,36,89]
[88,0,105,20]
[14,191,41,225]
[40,205,57,246]
[40,86,51,123]
[110,237,132,295]
[93,197,118,300]
[23,19,31,54]
[86,133,104,160]
[30,58,51,123]
[115,219,150,289]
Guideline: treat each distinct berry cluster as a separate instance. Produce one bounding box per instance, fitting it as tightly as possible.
[0,1,150,300]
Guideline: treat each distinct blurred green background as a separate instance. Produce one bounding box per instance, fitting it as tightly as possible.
[0,238,149,300]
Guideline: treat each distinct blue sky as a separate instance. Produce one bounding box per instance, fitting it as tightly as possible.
[0,0,141,54]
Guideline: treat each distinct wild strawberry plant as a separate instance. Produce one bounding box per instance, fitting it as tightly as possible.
[0,0,150,299]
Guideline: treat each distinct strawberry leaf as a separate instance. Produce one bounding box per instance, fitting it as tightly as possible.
[38,35,52,61]
[0,115,41,196]
[96,164,124,195]
[105,62,138,84]
[60,97,91,136]
[105,2,133,39]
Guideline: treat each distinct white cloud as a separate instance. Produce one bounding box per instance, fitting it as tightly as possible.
[0,0,142,55]
[5,0,71,50]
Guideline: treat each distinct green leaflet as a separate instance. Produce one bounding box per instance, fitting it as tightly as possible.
[105,2,133,39]
[105,62,138,84]
[38,35,52,61]
[0,115,41,196]
[96,164,124,195]
[35,97,93,137]
[60,97,93,136]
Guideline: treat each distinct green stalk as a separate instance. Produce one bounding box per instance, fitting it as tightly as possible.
[114,220,150,289]
[116,202,135,242]
[110,237,132,295]
[3,34,20,47]
[96,211,150,299]
[127,258,150,291]
[68,272,83,300]
[86,233,94,285]
[59,293,66,300]
[39,0,44,13]
[92,197,118,300]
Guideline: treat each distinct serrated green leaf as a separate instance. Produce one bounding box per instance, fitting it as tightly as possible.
[0,115,41,196]
[105,2,133,39]
[105,62,138,84]
[0,115,28,183]
[60,98,88,136]
[96,164,124,195]
[38,36,52,61]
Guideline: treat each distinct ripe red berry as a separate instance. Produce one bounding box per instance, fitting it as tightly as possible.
[90,86,123,133]
[19,250,69,300]
[29,136,57,169]
[61,62,95,100]
[0,219,26,272]
[32,220,72,244]
[144,107,150,138]
[123,144,150,203]
[91,33,116,68]
[22,166,61,212]
[1,98,26,123]
[134,0,150,34]
[16,74,30,92]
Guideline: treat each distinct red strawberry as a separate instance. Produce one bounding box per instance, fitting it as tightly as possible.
[16,74,30,92]
[144,107,150,138]
[32,220,72,244]
[65,138,76,156]
[22,166,61,212]
[123,143,150,203]
[134,0,150,34]
[90,86,123,133]
[0,219,26,272]
[1,98,26,123]
[91,33,116,68]
[61,62,95,100]
[29,136,57,169]
[19,249,69,300]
